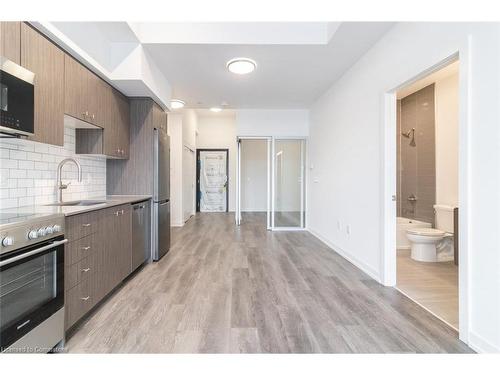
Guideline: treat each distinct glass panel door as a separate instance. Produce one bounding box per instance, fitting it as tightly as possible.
[272,139,305,229]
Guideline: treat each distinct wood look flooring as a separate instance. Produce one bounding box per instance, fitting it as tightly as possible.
[397,249,459,330]
[65,213,472,353]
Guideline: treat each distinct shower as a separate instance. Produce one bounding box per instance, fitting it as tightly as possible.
[402,127,416,147]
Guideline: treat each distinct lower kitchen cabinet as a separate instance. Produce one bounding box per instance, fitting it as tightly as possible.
[64,204,132,330]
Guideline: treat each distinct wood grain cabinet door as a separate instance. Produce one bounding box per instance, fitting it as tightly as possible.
[0,22,21,64]
[88,73,109,127]
[21,23,65,146]
[64,54,89,122]
[117,92,130,159]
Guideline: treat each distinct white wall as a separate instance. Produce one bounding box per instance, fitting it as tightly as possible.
[236,109,309,137]
[167,110,197,225]
[0,124,106,209]
[196,114,237,211]
[307,23,500,352]
[241,140,268,212]
[167,113,183,226]
[435,72,459,207]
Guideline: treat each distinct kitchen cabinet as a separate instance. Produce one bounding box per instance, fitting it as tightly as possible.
[104,88,130,158]
[101,205,132,296]
[64,54,109,128]
[76,86,130,159]
[0,21,21,64]
[64,204,132,330]
[20,23,65,146]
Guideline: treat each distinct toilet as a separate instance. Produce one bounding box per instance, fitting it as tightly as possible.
[405,204,455,262]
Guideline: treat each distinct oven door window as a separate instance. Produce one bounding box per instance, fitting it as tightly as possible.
[0,239,64,350]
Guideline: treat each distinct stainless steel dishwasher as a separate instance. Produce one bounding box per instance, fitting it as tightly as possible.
[132,200,151,271]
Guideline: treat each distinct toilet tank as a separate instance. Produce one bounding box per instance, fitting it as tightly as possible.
[434,204,456,233]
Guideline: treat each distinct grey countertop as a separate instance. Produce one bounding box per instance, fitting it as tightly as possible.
[0,195,152,217]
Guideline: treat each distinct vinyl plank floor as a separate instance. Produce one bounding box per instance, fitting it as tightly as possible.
[65,213,472,353]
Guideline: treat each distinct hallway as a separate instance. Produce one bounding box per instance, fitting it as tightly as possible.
[66,213,471,353]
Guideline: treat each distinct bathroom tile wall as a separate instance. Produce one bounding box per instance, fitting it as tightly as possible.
[397,83,436,225]
[0,125,106,209]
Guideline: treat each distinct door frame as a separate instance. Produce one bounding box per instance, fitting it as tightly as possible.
[381,50,470,343]
[196,148,229,213]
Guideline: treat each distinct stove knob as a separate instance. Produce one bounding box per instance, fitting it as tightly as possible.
[28,230,38,240]
[52,225,61,233]
[45,226,54,234]
[2,236,14,247]
[37,227,47,237]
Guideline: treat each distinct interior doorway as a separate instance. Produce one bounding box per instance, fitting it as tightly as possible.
[196,149,229,213]
[383,56,464,334]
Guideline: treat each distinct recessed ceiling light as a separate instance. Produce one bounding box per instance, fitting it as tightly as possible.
[170,99,185,109]
[210,107,222,113]
[226,57,257,75]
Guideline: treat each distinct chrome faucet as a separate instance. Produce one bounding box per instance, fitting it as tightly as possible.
[56,158,82,203]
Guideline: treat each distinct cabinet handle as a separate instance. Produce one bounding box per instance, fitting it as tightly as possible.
[82,223,91,227]
[82,268,91,273]
[81,246,91,251]
[80,296,90,301]
[121,209,124,215]
[83,111,89,118]
[92,114,95,120]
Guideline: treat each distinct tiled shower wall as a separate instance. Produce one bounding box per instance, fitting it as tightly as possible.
[396,84,436,225]
[0,125,106,209]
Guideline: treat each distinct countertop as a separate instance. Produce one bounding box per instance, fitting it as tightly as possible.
[0,195,152,217]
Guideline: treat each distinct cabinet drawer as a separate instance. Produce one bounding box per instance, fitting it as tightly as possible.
[65,233,96,266]
[66,212,98,241]
[65,278,95,329]
[65,251,97,291]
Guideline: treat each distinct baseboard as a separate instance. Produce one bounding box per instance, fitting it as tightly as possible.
[468,331,500,353]
[308,228,381,283]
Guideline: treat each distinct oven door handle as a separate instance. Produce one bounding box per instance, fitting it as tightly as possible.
[0,239,68,267]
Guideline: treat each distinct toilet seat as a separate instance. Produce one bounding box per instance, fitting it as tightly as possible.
[406,227,445,237]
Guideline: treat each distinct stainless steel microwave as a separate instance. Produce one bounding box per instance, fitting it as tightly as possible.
[0,57,35,137]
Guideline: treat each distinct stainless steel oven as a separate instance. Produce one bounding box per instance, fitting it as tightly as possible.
[0,213,66,353]
[0,57,35,137]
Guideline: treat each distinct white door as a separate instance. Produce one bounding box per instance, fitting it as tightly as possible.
[199,150,228,212]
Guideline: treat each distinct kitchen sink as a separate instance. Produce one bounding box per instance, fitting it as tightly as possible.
[45,200,108,207]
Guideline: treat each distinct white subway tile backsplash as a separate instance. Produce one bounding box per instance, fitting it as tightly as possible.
[9,150,27,160]
[0,126,106,209]
[18,160,35,170]
[0,159,18,169]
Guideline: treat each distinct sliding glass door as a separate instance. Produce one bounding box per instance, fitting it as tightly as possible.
[236,137,305,230]
[272,138,305,229]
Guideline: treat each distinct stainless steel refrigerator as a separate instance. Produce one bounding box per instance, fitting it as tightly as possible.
[153,128,170,261]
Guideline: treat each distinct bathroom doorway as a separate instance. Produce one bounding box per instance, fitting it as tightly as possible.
[384,56,464,333]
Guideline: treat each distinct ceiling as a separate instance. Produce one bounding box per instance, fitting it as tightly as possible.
[143,22,394,109]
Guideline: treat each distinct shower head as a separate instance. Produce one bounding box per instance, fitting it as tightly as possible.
[401,128,416,147]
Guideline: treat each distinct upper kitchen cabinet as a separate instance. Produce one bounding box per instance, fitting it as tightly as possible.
[64,54,109,128]
[20,23,65,146]
[0,22,21,64]
[103,88,130,159]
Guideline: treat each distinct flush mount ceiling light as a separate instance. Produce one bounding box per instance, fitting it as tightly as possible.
[170,99,185,109]
[226,57,257,75]
[210,107,222,113]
